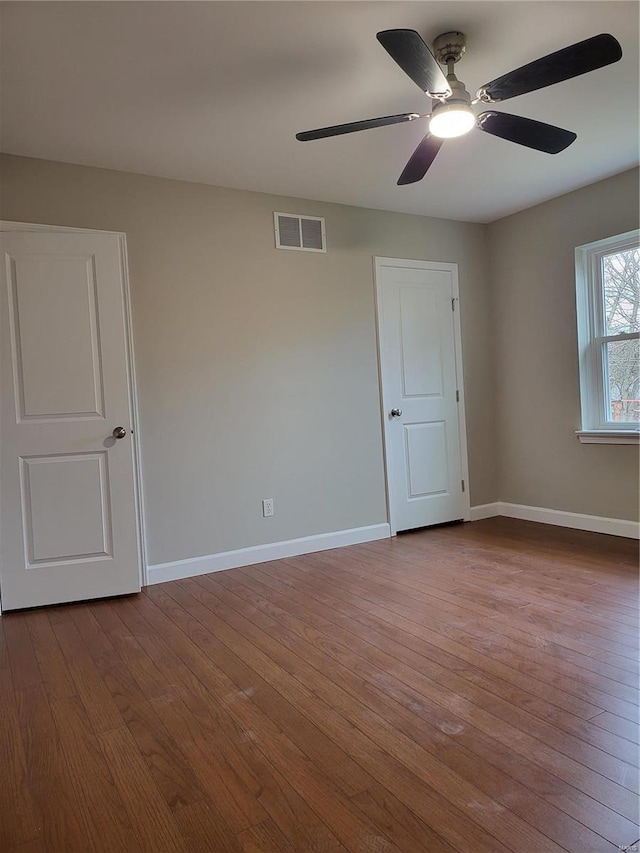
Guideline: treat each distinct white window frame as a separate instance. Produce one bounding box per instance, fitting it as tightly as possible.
[575,229,639,444]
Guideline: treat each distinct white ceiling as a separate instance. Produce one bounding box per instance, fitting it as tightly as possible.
[1,1,638,222]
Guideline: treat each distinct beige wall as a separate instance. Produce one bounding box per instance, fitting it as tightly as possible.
[3,154,635,566]
[488,168,639,521]
[0,154,496,564]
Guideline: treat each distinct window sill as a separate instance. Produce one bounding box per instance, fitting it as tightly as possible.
[576,430,640,445]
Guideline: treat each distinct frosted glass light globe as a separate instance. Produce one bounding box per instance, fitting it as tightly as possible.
[429,103,476,139]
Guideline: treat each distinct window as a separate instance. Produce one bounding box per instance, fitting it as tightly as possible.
[575,230,639,443]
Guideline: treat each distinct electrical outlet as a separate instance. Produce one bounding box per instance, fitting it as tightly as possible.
[262,498,274,518]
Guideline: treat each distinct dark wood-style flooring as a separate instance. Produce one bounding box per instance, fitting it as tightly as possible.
[1,517,638,852]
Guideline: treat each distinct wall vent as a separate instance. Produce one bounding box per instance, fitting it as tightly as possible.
[274,212,326,253]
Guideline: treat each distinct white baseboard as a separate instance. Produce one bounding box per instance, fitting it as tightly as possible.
[147,523,391,585]
[499,502,639,539]
[470,502,501,521]
[470,501,639,539]
[148,502,637,587]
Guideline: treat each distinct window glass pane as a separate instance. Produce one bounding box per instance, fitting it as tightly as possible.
[606,338,640,422]
[602,247,640,335]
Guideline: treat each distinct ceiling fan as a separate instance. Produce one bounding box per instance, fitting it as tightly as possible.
[296,30,622,185]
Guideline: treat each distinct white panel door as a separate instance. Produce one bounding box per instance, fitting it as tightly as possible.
[0,229,141,610]
[376,258,468,533]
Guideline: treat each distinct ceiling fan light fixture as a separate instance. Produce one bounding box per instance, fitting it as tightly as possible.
[429,102,476,138]
[296,29,622,184]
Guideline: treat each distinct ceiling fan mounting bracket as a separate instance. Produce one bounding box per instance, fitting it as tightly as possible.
[432,32,467,67]
[476,86,496,104]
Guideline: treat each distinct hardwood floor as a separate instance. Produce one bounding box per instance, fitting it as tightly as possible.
[1,517,638,852]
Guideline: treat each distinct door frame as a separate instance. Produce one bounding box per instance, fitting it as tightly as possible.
[0,220,148,597]
[373,256,471,535]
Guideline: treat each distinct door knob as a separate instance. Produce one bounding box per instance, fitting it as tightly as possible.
[112,427,127,439]
[390,408,402,418]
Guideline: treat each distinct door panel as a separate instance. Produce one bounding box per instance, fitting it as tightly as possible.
[399,286,445,397]
[7,253,105,418]
[404,421,449,497]
[377,259,467,532]
[0,229,141,610]
[21,453,112,564]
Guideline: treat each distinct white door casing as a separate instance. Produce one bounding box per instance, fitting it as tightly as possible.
[375,257,470,534]
[0,226,143,610]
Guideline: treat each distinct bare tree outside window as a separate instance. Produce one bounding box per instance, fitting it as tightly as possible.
[602,248,640,422]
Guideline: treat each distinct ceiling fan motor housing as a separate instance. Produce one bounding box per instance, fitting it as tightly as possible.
[440,76,472,105]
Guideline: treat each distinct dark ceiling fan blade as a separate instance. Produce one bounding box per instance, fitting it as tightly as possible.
[296,112,421,141]
[477,111,576,153]
[397,134,444,185]
[476,33,622,103]
[377,29,451,97]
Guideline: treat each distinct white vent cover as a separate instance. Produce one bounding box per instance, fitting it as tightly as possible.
[274,212,326,253]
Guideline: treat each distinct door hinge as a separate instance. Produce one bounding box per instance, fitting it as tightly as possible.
[451,298,456,311]
[456,390,460,402]
[461,479,465,492]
